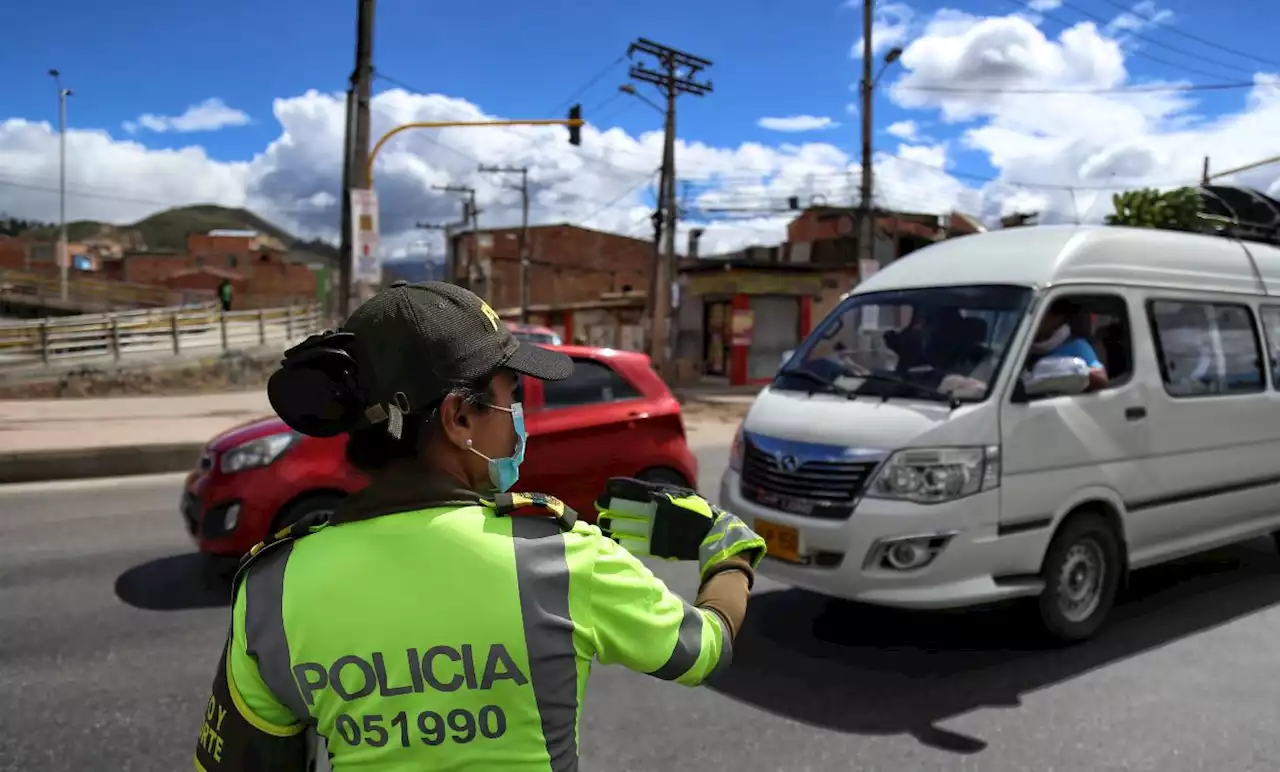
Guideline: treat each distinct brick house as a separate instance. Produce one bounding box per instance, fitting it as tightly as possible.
[786,206,985,261]
[448,224,651,311]
[159,266,249,297]
[0,236,25,270]
[20,237,126,275]
[101,231,316,306]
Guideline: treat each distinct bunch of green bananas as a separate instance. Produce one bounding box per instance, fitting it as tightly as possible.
[1105,187,1203,232]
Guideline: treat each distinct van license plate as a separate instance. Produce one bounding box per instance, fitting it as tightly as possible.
[754,517,801,563]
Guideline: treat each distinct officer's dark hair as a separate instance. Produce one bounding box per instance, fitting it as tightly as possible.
[344,372,499,474]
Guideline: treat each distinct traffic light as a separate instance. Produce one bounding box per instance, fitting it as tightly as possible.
[568,104,582,146]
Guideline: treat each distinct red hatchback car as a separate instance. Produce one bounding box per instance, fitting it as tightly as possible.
[182,345,698,557]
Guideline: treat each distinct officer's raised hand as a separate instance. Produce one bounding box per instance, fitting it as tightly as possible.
[594,477,767,581]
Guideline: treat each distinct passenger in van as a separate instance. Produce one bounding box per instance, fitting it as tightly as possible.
[939,300,1108,397]
[1027,300,1109,391]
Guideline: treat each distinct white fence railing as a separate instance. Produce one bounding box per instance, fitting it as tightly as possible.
[0,302,323,368]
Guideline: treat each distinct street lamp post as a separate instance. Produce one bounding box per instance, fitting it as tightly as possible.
[48,69,72,302]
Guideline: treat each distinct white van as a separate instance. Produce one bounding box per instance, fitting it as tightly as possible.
[720,224,1280,641]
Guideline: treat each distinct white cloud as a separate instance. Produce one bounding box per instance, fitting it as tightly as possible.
[886,120,919,139]
[853,1,917,58]
[4,3,1280,261]
[756,115,840,132]
[1106,0,1174,36]
[122,98,251,134]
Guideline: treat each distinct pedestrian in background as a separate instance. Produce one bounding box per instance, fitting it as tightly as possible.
[218,279,233,313]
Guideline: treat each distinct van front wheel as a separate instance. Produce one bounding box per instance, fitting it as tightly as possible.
[1037,512,1121,643]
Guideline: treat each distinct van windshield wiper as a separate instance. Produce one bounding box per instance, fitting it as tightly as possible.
[856,371,961,408]
[777,366,857,398]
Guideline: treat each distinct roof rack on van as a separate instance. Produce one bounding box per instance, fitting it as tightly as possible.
[1197,185,1280,246]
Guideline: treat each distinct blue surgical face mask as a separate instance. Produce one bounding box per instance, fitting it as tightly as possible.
[467,402,526,493]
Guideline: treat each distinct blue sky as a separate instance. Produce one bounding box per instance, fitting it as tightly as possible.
[4,0,1279,250]
[5,0,1266,168]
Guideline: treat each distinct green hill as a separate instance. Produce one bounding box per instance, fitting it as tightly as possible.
[23,205,339,265]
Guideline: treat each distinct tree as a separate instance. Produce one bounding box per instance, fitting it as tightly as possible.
[1105,187,1203,232]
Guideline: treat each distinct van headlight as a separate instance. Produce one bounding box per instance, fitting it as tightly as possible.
[220,432,298,474]
[865,445,1000,504]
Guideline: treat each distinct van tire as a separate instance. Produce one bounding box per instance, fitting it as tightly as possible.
[1037,511,1121,643]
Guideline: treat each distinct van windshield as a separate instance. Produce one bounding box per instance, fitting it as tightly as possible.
[775,284,1032,403]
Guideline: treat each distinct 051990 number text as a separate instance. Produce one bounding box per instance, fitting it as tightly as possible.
[334,706,507,748]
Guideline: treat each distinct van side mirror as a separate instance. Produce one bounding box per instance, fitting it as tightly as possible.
[1023,356,1090,398]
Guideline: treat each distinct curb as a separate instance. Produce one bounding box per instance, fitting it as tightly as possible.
[0,442,205,485]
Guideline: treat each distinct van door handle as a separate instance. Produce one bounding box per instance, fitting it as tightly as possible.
[627,410,649,419]
[1125,406,1147,421]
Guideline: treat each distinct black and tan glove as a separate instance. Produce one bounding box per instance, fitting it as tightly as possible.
[594,477,766,583]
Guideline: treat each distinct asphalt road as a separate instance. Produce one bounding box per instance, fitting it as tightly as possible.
[6,443,1280,770]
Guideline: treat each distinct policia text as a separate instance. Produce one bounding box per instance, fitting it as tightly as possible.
[292,643,528,704]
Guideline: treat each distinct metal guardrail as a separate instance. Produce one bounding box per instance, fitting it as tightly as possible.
[0,267,210,311]
[0,302,323,368]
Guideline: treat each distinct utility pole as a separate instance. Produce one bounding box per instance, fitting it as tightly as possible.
[48,69,72,303]
[338,0,376,320]
[415,222,454,283]
[337,88,356,323]
[478,165,530,322]
[859,0,876,266]
[1203,153,1280,185]
[627,38,712,375]
[433,185,479,286]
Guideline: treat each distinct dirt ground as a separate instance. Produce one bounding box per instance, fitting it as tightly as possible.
[678,399,750,423]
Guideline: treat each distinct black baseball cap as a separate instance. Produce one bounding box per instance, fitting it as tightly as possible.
[344,281,573,435]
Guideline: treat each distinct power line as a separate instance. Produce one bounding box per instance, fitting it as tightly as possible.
[1088,0,1280,70]
[371,72,487,166]
[1001,0,1247,83]
[550,54,627,114]
[883,153,1203,190]
[1052,0,1259,78]
[572,171,659,228]
[0,174,445,220]
[897,80,1266,95]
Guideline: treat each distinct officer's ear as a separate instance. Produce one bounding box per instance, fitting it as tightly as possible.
[437,392,472,448]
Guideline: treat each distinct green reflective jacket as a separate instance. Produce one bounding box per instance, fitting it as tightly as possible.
[222,502,731,771]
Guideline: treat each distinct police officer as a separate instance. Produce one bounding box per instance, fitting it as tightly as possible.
[194,281,766,771]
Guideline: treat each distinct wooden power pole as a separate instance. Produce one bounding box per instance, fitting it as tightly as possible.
[858,0,876,266]
[433,185,479,285]
[478,165,530,321]
[338,0,376,320]
[627,38,712,374]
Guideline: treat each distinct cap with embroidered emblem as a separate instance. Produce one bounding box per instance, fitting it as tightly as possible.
[344,282,572,434]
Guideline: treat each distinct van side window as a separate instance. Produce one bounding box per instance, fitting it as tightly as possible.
[1148,300,1264,397]
[1258,306,1280,388]
[1024,294,1133,394]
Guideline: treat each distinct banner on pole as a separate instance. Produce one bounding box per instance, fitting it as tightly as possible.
[350,188,383,284]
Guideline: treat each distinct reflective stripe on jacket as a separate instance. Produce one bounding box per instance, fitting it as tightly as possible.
[226,500,732,771]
